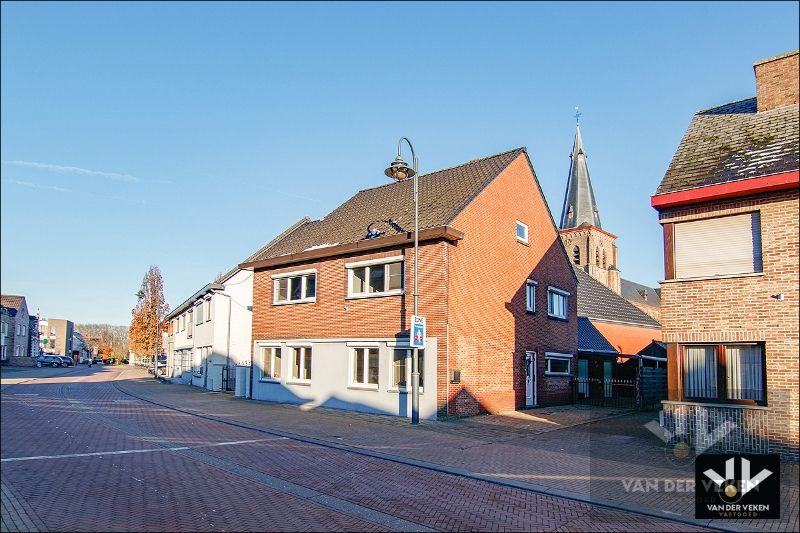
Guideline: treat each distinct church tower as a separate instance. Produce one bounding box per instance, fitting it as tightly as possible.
[558,119,621,294]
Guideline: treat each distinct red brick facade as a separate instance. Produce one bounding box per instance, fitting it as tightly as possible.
[446,154,576,415]
[250,152,577,417]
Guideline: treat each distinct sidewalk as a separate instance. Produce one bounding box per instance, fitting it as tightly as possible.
[114,368,798,533]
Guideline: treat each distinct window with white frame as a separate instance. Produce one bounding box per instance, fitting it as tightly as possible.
[547,287,569,320]
[187,311,193,337]
[195,302,204,324]
[350,347,379,387]
[545,352,572,375]
[392,348,424,389]
[180,350,192,372]
[290,347,312,381]
[1,322,7,336]
[516,221,529,244]
[347,257,403,297]
[273,270,316,304]
[261,346,282,380]
[525,280,537,313]
[674,212,762,279]
[15,345,23,357]
[204,298,212,322]
[1,346,6,359]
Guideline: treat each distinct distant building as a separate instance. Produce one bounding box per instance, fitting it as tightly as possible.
[28,314,39,358]
[1,295,31,361]
[652,50,798,459]
[557,124,662,321]
[39,318,74,357]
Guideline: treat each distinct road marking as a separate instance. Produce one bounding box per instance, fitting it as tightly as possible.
[1,438,272,463]
[12,393,39,396]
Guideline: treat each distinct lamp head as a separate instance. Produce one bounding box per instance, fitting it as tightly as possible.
[385,155,415,181]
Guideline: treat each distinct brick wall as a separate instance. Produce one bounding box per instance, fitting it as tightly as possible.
[447,154,577,416]
[754,50,799,113]
[659,188,799,458]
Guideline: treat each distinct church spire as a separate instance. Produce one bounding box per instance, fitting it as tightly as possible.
[559,119,602,230]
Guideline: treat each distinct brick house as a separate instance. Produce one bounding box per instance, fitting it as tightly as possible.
[1,295,31,361]
[652,51,799,459]
[240,148,577,419]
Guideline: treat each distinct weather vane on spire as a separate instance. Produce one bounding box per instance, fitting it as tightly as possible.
[574,106,582,125]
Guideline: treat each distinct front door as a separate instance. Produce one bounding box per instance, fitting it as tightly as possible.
[525,352,536,407]
[578,359,589,397]
[603,360,613,398]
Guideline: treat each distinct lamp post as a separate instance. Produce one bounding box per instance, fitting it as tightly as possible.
[385,137,421,425]
[137,289,159,381]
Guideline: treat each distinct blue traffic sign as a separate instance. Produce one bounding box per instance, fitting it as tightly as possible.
[411,315,426,349]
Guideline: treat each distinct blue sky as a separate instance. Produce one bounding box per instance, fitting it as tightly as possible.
[2,1,798,325]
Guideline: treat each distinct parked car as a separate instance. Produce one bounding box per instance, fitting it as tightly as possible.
[36,355,63,368]
[104,358,116,365]
[92,356,103,364]
[56,356,75,367]
[147,355,167,374]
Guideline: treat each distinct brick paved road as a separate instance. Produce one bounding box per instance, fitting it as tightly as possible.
[0,366,713,532]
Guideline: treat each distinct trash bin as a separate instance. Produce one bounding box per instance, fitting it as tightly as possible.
[234,365,251,398]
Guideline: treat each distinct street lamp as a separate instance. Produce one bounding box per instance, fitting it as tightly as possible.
[385,137,421,425]
[137,289,159,381]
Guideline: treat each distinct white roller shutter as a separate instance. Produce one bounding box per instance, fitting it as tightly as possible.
[674,212,762,279]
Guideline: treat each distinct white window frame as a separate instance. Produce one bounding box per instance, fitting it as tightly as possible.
[547,286,570,320]
[272,269,317,305]
[349,347,380,390]
[525,279,537,313]
[346,256,404,299]
[195,301,204,324]
[1,322,7,336]
[389,347,425,393]
[544,352,572,376]
[516,221,529,244]
[259,345,282,382]
[205,298,212,322]
[287,345,312,384]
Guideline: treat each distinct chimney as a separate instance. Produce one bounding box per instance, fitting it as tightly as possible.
[753,50,799,112]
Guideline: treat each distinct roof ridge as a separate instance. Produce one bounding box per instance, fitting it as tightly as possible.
[695,96,756,114]
[215,216,312,284]
[356,146,526,193]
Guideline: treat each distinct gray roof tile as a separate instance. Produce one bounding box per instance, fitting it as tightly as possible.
[656,98,799,195]
[560,125,602,229]
[577,316,618,353]
[573,266,661,328]
[620,278,661,307]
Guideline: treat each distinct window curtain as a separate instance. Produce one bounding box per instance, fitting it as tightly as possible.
[726,345,763,402]
[683,346,717,398]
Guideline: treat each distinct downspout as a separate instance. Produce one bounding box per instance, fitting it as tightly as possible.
[215,291,233,390]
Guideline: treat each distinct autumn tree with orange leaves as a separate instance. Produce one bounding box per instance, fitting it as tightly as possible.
[129,265,169,359]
